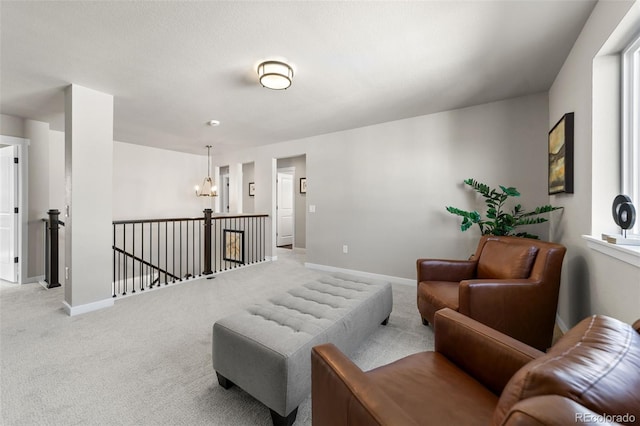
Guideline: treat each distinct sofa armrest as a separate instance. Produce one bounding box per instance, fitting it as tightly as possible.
[416,258,477,283]
[500,395,620,426]
[434,309,543,395]
[311,344,419,426]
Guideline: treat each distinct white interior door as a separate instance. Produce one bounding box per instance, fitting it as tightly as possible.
[0,145,18,282]
[276,172,294,247]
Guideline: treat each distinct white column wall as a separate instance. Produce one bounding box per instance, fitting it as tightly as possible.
[64,84,114,313]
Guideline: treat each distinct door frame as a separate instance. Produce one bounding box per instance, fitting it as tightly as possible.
[0,135,28,284]
[276,167,295,248]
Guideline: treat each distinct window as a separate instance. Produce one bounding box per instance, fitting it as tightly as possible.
[622,33,640,234]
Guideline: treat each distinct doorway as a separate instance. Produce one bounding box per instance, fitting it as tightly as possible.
[0,137,26,283]
[276,168,294,248]
[219,166,230,213]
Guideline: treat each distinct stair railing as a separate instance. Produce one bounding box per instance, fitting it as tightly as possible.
[112,210,268,298]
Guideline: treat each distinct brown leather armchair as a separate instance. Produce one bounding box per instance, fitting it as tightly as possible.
[311,308,640,426]
[417,235,566,351]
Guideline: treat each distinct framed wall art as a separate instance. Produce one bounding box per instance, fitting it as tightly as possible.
[548,112,574,194]
[300,177,307,194]
[248,182,255,197]
[223,229,244,264]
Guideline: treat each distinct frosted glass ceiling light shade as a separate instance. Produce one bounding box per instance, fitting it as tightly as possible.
[257,60,293,90]
[195,145,218,197]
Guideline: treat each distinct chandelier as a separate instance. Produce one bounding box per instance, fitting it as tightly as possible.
[195,145,217,197]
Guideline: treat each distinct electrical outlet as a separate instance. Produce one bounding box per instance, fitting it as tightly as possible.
[342,245,348,254]
[309,205,316,213]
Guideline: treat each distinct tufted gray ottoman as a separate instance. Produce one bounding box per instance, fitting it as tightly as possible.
[212,274,392,426]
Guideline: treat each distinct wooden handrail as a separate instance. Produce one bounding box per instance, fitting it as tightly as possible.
[113,213,268,225]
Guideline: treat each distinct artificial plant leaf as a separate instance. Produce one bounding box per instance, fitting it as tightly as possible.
[500,186,520,197]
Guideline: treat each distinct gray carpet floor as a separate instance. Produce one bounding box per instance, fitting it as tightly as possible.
[0,249,434,425]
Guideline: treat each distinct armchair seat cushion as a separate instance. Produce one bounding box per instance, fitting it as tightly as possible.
[367,352,498,425]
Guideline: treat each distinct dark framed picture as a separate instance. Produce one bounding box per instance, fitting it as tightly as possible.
[300,177,307,194]
[248,182,255,197]
[223,229,244,264]
[548,112,574,194]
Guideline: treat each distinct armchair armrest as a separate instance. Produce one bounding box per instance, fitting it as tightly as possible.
[459,279,541,310]
[434,309,543,395]
[311,344,419,426]
[458,279,556,351]
[416,258,477,283]
[501,395,620,426]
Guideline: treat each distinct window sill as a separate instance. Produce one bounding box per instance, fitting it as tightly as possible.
[583,235,640,268]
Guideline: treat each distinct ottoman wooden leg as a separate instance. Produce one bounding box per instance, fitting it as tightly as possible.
[270,407,298,426]
[216,372,235,390]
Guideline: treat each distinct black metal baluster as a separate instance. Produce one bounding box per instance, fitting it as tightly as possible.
[191,219,194,277]
[131,223,136,294]
[150,222,153,287]
[112,224,116,297]
[141,223,145,291]
[123,223,127,296]
[172,221,176,283]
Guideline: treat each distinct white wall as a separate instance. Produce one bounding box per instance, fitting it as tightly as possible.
[0,114,25,138]
[217,93,550,280]
[549,0,639,327]
[25,120,50,279]
[242,162,255,213]
[113,142,208,220]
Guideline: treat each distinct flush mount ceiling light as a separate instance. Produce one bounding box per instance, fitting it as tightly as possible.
[195,145,217,197]
[257,60,294,90]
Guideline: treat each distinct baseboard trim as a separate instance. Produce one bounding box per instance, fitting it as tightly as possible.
[24,274,45,285]
[266,255,278,261]
[555,313,569,333]
[63,298,114,317]
[304,263,414,286]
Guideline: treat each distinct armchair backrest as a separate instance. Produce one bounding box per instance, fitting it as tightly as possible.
[493,314,640,425]
[472,235,566,284]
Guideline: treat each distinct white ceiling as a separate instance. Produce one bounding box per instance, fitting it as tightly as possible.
[1,1,596,156]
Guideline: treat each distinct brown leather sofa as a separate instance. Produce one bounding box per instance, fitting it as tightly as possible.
[311,308,640,426]
[417,235,566,351]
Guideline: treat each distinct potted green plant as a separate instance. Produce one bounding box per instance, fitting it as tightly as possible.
[446,178,562,239]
